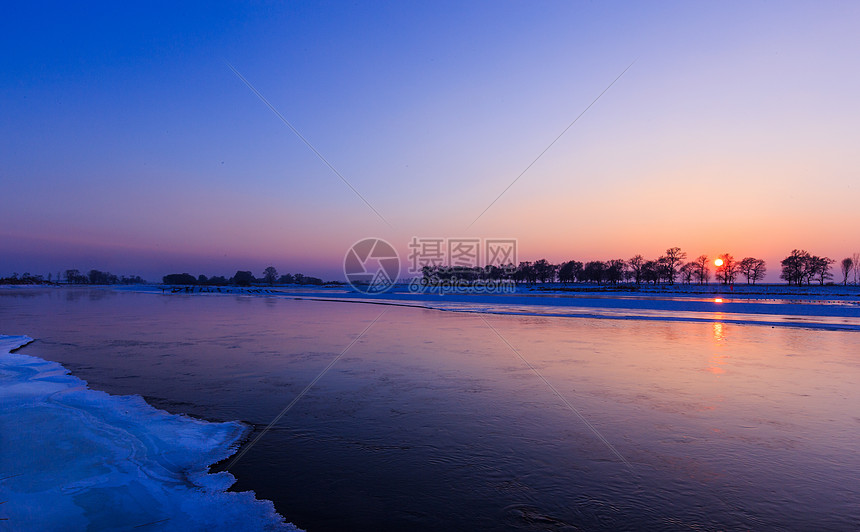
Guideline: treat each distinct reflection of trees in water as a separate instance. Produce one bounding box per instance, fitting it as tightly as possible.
[89,290,113,301]
[64,290,87,302]
[0,289,43,299]
[0,287,118,303]
[59,289,116,302]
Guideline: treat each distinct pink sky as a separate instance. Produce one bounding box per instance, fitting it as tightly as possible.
[2,3,858,282]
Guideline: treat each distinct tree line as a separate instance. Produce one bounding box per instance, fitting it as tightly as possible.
[162,266,329,287]
[780,250,847,287]
[4,250,858,288]
[0,266,333,287]
[0,269,145,285]
[422,248,860,287]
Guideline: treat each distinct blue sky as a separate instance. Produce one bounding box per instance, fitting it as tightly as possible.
[2,2,859,281]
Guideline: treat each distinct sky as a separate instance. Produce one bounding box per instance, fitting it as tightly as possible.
[2,1,859,282]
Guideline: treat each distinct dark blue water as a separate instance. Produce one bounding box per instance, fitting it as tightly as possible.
[1,288,858,530]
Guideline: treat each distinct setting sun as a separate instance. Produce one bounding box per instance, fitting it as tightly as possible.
[714,258,724,267]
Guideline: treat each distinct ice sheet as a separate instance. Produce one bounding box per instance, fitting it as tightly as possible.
[0,335,301,531]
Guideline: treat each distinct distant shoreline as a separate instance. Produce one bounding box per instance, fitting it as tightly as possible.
[3,281,860,299]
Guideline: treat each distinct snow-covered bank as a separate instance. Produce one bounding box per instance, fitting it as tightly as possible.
[0,335,300,531]
[109,283,860,331]
[12,283,859,330]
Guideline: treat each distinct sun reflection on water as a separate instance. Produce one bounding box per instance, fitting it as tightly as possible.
[713,322,724,341]
[708,322,728,374]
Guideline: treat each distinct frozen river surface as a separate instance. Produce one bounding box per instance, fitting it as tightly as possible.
[1,287,858,530]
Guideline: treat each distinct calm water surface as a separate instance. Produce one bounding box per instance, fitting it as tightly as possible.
[1,288,858,531]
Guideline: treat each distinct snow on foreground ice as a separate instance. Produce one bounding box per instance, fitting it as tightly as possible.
[0,335,301,531]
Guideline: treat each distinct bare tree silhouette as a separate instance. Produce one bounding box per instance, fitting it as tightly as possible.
[679,262,695,284]
[607,259,626,284]
[781,249,810,286]
[715,254,738,285]
[628,255,644,285]
[852,252,860,284]
[641,260,659,284]
[583,261,607,284]
[532,259,557,283]
[810,256,834,285]
[263,266,279,286]
[661,247,687,284]
[739,257,766,285]
[558,261,582,284]
[841,257,854,285]
[693,255,710,285]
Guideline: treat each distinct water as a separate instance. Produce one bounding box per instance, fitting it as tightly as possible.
[1,288,858,530]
